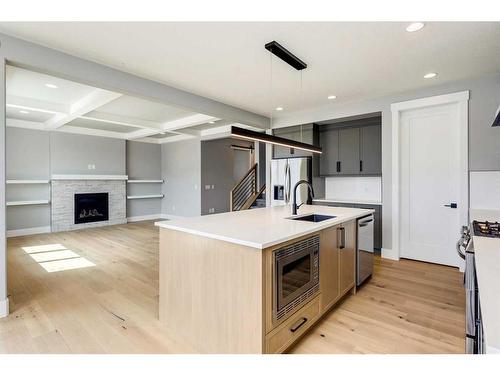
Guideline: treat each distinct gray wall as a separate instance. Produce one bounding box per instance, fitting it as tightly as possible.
[6,129,129,231]
[50,132,125,175]
[201,138,254,215]
[6,128,51,231]
[161,139,201,217]
[273,73,500,252]
[126,141,162,218]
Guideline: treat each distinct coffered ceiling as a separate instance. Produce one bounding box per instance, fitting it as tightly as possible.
[5,65,260,143]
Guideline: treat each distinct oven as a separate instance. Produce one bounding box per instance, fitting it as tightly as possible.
[273,235,319,322]
[457,224,484,354]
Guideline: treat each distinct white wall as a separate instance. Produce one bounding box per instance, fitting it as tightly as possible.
[325,177,382,203]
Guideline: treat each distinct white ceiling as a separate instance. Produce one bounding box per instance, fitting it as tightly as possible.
[1,22,499,118]
[5,65,256,143]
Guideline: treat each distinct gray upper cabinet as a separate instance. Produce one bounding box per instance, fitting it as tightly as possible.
[319,120,381,177]
[338,128,360,175]
[273,124,315,159]
[360,125,382,175]
[319,128,339,175]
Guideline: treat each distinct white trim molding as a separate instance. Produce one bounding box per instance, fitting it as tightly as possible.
[390,91,469,262]
[127,214,164,223]
[6,226,51,238]
[0,298,9,318]
[51,174,128,181]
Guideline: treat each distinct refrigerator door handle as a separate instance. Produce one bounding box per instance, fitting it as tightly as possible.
[284,162,290,204]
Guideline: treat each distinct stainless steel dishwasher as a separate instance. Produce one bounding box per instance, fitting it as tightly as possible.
[357,214,374,286]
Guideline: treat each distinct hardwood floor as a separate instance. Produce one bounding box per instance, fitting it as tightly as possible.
[0,221,465,354]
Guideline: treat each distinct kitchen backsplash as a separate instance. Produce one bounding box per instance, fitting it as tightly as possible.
[470,171,500,210]
[325,176,382,202]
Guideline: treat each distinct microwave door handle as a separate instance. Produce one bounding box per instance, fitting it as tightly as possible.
[359,219,373,225]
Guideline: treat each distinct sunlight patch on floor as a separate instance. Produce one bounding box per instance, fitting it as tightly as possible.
[22,243,95,273]
[22,243,66,254]
[38,257,96,273]
[29,249,80,263]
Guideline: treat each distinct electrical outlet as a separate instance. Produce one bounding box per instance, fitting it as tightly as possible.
[205,185,211,190]
[209,208,215,214]
[211,185,215,189]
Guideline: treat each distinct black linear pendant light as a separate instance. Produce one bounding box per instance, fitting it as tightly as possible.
[231,40,322,154]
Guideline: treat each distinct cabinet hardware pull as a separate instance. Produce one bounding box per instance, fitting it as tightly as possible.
[337,227,346,249]
[444,203,458,208]
[290,317,308,333]
[336,161,340,173]
[359,219,373,224]
[360,160,363,172]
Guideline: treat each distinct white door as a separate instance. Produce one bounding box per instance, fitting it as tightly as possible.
[399,102,465,267]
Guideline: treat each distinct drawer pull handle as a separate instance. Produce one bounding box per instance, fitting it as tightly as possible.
[290,317,308,333]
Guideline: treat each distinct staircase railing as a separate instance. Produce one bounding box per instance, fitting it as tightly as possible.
[230,163,258,211]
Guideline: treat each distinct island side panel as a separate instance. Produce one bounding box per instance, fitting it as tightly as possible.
[159,228,264,353]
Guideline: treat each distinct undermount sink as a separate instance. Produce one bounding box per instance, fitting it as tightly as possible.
[288,214,336,223]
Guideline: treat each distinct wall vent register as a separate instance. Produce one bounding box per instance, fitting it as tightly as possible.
[74,193,109,224]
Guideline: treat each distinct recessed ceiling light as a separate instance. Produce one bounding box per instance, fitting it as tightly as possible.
[327,95,337,100]
[406,22,425,32]
[275,107,283,111]
[45,83,58,89]
[424,72,438,79]
[208,121,215,124]
[19,110,29,114]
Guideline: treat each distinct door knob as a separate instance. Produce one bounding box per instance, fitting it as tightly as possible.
[444,203,458,208]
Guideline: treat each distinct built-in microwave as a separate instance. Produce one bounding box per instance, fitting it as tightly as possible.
[273,235,320,323]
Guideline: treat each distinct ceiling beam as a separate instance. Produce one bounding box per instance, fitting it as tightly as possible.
[125,128,167,140]
[157,134,197,144]
[58,125,128,140]
[79,112,159,130]
[160,114,218,132]
[6,118,45,131]
[44,89,122,130]
[6,95,69,114]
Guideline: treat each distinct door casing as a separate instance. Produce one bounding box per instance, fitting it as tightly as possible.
[390,91,469,270]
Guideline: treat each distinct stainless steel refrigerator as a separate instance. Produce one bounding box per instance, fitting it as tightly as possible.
[270,157,312,209]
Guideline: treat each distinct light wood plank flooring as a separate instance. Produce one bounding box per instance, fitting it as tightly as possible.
[0,221,465,354]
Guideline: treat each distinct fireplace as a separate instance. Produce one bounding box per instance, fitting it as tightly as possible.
[74,193,109,224]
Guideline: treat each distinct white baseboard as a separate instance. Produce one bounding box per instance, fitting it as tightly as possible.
[0,298,9,318]
[6,226,51,238]
[381,247,399,261]
[127,214,164,223]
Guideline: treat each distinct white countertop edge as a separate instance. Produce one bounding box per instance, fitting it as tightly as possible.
[155,209,375,249]
[313,198,382,205]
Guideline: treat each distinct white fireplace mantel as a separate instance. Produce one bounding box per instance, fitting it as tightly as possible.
[51,174,128,181]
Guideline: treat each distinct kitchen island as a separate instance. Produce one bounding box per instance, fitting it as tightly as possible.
[155,204,373,353]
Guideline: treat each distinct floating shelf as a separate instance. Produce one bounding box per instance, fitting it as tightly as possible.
[51,174,128,181]
[7,200,50,206]
[127,194,164,200]
[7,180,50,184]
[127,180,164,184]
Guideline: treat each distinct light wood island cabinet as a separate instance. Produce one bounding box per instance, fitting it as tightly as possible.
[157,205,369,354]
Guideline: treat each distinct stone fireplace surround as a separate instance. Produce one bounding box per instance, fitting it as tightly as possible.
[51,175,127,232]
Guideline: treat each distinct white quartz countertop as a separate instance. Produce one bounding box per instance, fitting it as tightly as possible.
[470,209,500,354]
[313,198,382,206]
[155,205,374,249]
